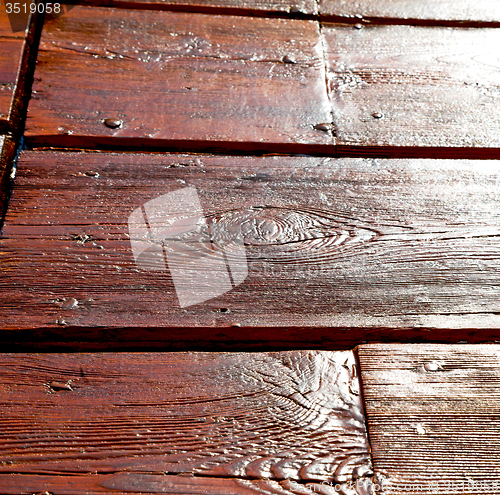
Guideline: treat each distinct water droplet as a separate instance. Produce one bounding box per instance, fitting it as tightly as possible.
[282,55,296,64]
[84,171,99,177]
[372,112,384,119]
[424,362,441,372]
[354,23,364,29]
[49,381,72,391]
[62,298,78,310]
[314,123,331,132]
[103,118,122,129]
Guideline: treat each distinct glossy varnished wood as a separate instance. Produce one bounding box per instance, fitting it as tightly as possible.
[76,0,318,16]
[319,0,500,24]
[0,351,372,494]
[323,23,500,157]
[0,11,31,133]
[2,152,500,348]
[25,6,332,153]
[358,344,500,495]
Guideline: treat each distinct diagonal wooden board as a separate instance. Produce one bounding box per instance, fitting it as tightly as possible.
[0,350,372,494]
[24,5,332,154]
[358,344,500,495]
[2,152,500,347]
[319,0,500,23]
[322,23,500,157]
[0,11,31,132]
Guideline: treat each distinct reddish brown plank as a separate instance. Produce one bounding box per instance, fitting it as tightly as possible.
[319,0,500,24]
[323,23,500,157]
[0,351,373,494]
[2,152,500,348]
[0,11,30,132]
[0,473,377,494]
[25,6,332,154]
[358,344,500,495]
[76,0,318,16]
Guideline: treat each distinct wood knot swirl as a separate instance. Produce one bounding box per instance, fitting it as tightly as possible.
[208,206,379,263]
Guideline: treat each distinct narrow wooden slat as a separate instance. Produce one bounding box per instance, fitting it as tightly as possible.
[323,23,500,157]
[76,0,318,16]
[2,152,500,347]
[0,474,376,495]
[319,0,500,24]
[25,6,332,153]
[358,344,500,495]
[0,351,372,494]
[0,135,15,218]
[0,11,30,132]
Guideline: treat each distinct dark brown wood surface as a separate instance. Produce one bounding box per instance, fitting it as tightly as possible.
[358,344,500,495]
[24,5,332,154]
[0,351,372,494]
[2,151,500,348]
[319,0,500,23]
[76,0,318,16]
[323,23,500,157]
[0,135,15,217]
[0,11,29,132]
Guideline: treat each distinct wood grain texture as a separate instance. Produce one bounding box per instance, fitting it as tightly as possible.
[25,6,332,153]
[0,135,15,219]
[0,11,29,132]
[75,0,318,16]
[319,0,500,24]
[323,23,500,157]
[358,344,500,495]
[0,351,373,494]
[2,152,500,348]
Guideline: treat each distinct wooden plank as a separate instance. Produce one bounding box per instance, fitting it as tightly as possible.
[25,6,332,154]
[2,152,500,348]
[319,0,500,24]
[357,344,500,495]
[0,11,29,132]
[323,23,500,157]
[0,351,373,494]
[0,135,15,219]
[76,0,318,16]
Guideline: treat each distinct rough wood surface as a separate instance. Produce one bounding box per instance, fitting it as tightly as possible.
[76,0,318,16]
[0,351,372,494]
[0,135,15,219]
[358,344,500,495]
[2,152,500,348]
[0,11,29,132]
[25,6,332,153]
[319,0,500,24]
[323,23,500,157]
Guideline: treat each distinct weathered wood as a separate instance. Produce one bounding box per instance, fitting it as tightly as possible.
[2,152,500,348]
[0,473,376,494]
[76,0,318,16]
[358,344,500,495]
[323,23,500,157]
[25,6,332,154]
[0,11,29,132]
[319,0,500,24]
[0,351,372,494]
[0,135,15,219]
